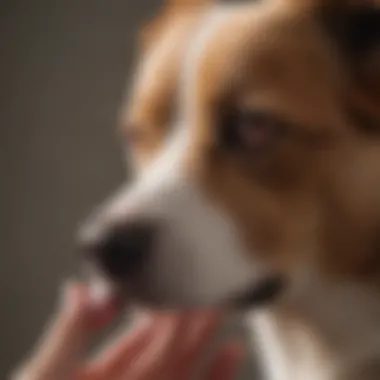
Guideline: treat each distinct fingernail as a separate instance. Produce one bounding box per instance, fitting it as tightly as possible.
[133,312,154,331]
[59,281,83,314]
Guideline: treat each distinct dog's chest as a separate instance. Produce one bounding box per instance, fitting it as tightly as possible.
[248,311,339,380]
[245,278,380,380]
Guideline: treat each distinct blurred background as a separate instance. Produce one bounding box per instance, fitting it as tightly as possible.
[0,0,255,378]
[1,0,153,376]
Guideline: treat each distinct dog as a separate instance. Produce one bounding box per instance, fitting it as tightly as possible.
[80,0,380,379]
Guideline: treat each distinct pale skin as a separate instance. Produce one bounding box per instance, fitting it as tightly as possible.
[13,283,244,380]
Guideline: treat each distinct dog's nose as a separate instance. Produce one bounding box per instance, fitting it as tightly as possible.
[84,222,156,280]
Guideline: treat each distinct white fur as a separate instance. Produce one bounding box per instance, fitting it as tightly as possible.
[81,4,272,307]
[81,127,267,306]
[177,6,380,379]
[246,267,380,380]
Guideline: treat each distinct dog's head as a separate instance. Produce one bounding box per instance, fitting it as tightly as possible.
[81,0,380,310]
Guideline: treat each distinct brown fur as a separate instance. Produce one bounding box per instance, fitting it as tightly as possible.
[119,0,212,170]
[122,0,380,280]
[180,2,380,282]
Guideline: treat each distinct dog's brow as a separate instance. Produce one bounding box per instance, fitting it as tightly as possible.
[178,8,231,119]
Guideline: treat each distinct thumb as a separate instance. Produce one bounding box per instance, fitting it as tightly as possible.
[15,282,113,380]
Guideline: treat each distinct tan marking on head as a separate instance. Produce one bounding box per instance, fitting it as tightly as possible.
[119,1,214,171]
[140,0,214,52]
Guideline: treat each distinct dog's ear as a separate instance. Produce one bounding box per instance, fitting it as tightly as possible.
[139,0,214,51]
[320,4,380,132]
[321,5,380,63]
[280,0,379,9]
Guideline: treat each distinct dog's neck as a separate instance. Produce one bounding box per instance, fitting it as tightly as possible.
[246,269,380,380]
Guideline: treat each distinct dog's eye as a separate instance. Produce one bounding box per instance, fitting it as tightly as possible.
[223,110,284,152]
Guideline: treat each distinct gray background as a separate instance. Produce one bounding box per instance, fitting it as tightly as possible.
[0,0,256,378]
[1,0,154,376]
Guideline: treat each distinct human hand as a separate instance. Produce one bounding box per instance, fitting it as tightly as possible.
[13,283,244,380]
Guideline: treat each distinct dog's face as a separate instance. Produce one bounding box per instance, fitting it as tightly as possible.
[81,0,380,309]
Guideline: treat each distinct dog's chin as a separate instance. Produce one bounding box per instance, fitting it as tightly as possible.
[131,278,285,311]
[86,270,285,312]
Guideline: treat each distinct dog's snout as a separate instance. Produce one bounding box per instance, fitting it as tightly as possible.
[84,222,157,280]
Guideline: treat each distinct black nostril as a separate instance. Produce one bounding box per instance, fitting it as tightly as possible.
[87,222,157,280]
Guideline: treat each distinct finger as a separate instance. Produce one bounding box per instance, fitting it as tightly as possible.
[126,312,223,380]
[175,311,222,350]
[121,314,184,380]
[18,282,117,380]
[82,315,158,378]
[205,341,245,380]
[19,283,92,380]
[89,309,148,361]
[172,312,223,375]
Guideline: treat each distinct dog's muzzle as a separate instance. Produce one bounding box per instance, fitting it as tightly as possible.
[82,220,157,282]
